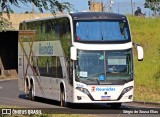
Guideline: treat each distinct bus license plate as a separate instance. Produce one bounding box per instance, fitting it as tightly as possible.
[101,96,111,100]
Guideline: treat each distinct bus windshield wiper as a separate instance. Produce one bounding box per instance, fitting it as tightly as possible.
[87,78,100,85]
[96,79,100,85]
[123,79,127,83]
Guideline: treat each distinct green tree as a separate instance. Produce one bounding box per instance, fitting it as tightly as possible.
[10,9,14,13]
[3,10,14,13]
[0,16,14,31]
[24,11,29,14]
[144,0,160,16]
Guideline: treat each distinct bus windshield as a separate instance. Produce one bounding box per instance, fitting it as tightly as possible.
[74,20,130,42]
[76,50,133,85]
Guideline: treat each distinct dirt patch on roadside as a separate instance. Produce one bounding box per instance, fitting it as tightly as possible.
[0,69,17,79]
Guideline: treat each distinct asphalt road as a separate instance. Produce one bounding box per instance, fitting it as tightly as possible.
[0,79,159,116]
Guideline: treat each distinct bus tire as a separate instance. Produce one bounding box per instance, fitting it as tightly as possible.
[60,90,67,107]
[109,103,121,109]
[28,84,35,101]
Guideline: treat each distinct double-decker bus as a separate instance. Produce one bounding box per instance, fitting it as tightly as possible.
[18,12,143,108]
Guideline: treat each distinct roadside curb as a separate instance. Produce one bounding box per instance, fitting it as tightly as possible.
[0,78,18,82]
[134,101,160,105]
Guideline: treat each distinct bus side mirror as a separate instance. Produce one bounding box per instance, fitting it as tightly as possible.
[70,47,77,60]
[137,46,143,61]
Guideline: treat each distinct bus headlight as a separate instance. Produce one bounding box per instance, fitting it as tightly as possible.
[121,86,133,95]
[117,86,133,100]
[76,87,90,95]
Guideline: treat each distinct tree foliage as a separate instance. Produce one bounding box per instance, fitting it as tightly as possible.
[0,0,74,14]
[144,0,160,16]
[0,0,74,31]
[0,16,14,31]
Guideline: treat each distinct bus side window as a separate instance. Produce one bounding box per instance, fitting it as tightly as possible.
[45,21,53,33]
[40,22,43,34]
[56,57,63,78]
[61,18,71,59]
[31,56,39,76]
[46,59,49,74]
[51,56,56,77]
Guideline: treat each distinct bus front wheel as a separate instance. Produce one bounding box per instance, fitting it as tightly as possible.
[60,90,67,107]
[109,103,121,109]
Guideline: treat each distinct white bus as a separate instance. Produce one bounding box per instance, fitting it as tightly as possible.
[18,12,143,108]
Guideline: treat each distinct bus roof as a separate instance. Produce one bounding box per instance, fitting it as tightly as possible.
[20,14,71,23]
[70,12,127,20]
[20,12,127,24]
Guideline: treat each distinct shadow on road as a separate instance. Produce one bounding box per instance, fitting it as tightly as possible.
[19,94,129,110]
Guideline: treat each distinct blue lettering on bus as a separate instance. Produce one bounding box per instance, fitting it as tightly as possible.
[39,42,53,55]
[96,87,115,91]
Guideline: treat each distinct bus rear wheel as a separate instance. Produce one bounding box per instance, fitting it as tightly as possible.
[28,85,35,101]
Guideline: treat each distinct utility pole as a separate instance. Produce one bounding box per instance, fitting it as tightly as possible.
[32,2,34,13]
[131,0,133,15]
[61,0,64,13]
[109,0,114,12]
[88,0,92,11]
[118,2,119,13]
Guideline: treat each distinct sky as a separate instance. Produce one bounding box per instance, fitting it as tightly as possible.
[10,0,146,14]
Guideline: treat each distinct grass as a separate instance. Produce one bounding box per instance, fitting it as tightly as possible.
[128,16,160,102]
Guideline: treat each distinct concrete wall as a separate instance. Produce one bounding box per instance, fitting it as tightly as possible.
[2,13,53,30]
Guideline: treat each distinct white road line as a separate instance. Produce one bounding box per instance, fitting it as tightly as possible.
[0,78,17,82]
[0,86,2,89]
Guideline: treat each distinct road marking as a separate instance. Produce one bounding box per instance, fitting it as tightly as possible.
[0,78,17,82]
